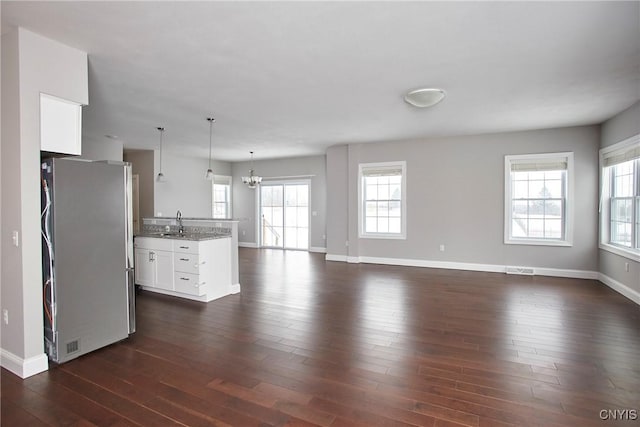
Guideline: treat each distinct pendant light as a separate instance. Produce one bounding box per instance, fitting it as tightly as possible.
[241,151,262,189]
[156,126,166,182]
[204,117,215,180]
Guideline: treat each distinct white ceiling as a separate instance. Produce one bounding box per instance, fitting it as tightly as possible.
[2,1,639,162]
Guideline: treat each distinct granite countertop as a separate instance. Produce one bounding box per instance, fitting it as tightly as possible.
[136,232,231,241]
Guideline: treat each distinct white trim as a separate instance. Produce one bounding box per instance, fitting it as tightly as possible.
[238,242,258,248]
[358,256,505,273]
[358,161,407,240]
[504,152,574,247]
[599,242,640,262]
[325,254,598,280]
[262,174,316,180]
[534,267,598,280]
[309,246,327,253]
[505,238,572,247]
[599,273,640,305]
[1,349,48,379]
[229,283,241,294]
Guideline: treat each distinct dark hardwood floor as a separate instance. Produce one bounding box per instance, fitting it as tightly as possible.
[2,248,639,426]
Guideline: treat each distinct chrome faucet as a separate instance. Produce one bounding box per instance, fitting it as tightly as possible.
[176,210,184,234]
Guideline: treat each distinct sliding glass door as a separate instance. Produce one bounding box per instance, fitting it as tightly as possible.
[260,182,309,250]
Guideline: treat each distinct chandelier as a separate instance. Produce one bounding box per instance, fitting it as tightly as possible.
[241,151,262,189]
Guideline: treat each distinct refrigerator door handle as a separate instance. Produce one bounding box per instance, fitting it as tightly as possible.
[126,267,136,334]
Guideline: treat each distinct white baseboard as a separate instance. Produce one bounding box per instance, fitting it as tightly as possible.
[535,267,598,280]
[325,254,599,280]
[358,256,505,273]
[0,349,48,378]
[238,242,258,248]
[598,273,640,305]
[309,246,327,253]
[230,283,241,294]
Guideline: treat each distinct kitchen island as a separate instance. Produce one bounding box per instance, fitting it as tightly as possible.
[135,217,240,302]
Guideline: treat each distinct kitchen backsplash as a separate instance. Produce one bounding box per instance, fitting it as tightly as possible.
[142,217,234,236]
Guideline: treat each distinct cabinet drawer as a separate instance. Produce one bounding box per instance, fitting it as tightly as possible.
[173,272,206,296]
[174,241,199,254]
[173,252,206,274]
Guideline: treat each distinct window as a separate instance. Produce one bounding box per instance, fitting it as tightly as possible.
[359,161,406,239]
[600,135,640,261]
[504,153,573,246]
[211,175,232,219]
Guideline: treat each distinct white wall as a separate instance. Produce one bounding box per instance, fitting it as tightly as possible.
[78,135,123,161]
[599,101,640,298]
[1,28,88,378]
[232,155,327,250]
[154,150,231,218]
[327,125,600,274]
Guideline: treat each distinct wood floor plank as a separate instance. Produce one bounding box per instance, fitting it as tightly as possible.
[2,248,639,426]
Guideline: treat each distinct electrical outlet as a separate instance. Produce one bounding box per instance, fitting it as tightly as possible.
[242,230,246,236]
[3,309,8,325]
[345,240,349,247]
[625,262,630,272]
[12,231,19,247]
[439,244,445,252]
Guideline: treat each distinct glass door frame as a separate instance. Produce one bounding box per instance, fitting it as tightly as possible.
[256,179,311,251]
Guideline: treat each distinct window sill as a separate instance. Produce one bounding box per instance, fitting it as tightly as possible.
[359,233,406,240]
[599,243,640,262]
[504,238,572,247]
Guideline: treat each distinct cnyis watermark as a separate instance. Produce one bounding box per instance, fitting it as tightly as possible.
[599,409,638,421]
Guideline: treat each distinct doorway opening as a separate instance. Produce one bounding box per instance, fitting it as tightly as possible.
[260,181,310,250]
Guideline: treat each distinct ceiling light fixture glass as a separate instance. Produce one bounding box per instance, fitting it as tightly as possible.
[205,117,215,180]
[156,126,166,182]
[241,151,262,189]
[404,88,446,108]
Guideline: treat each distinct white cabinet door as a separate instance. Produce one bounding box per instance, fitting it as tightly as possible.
[134,248,154,287]
[40,93,82,155]
[154,250,174,291]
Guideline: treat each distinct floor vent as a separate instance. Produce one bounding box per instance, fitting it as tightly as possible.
[506,266,535,275]
[66,339,80,355]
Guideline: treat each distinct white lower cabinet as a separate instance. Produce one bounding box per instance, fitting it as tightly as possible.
[134,236,232,302]
[154,250,175,290]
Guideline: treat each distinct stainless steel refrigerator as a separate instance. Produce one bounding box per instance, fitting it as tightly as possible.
[41,157,135,364]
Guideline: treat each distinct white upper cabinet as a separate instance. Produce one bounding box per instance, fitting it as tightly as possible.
[40,93,82,155]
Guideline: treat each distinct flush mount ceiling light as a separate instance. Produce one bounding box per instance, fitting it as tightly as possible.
[156,126,166,182]
[204,117,215,180]
[404,88,446,108]
[241,151,262,189]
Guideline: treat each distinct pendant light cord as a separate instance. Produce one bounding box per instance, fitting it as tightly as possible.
[208,118,213,170]
[157,127,164,173]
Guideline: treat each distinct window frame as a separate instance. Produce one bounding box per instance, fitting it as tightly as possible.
[599,134,640,262]
[504,152,574,247]
[211,175,232,219]
[358,161,407,240]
